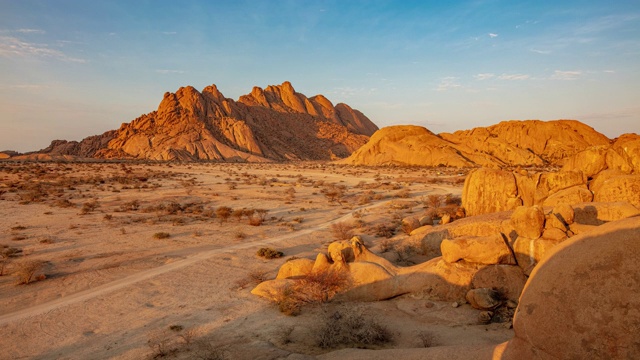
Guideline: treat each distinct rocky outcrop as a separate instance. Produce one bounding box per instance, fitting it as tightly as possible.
[442,119,610,165]
[33,82,377,162]
[336,125,477,167]
[562,133,640,175]
[462,168,519,216]
[319,216,640,360]
[340,120,609,168]
[32,131,117,158]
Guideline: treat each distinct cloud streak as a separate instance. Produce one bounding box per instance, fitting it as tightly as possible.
[551,70,581,80]
[156,69,185,74]
[16,28,46,34]
[0,36,85,62]
[474,73,495,81]
[437,77,462,91]
[498,74,531,80]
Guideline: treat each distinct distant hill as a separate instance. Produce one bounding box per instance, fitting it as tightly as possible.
[26,81,378,162]
[339,120,612,167]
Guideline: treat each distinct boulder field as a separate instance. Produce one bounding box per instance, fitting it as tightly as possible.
[314,216,640,360]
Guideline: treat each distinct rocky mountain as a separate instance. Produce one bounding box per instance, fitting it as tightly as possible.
[32,81,378,162]
[339,120,612,168]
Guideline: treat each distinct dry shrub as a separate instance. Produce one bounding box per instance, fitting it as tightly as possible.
[193,341,227,360]
[425,194,442,208]
[372,224,396,238]
[378,238,395,253]
[271,269,351,316]
[80,200,99,215]
[14,259,46,285]
[153,232,171,239]
[257,247,284,259]
[215,206,232,223]
[147,329,178,359]
[53,199,75,208]
[232,209,244,221]
[248,216,263,226]
[417,331,438,348]
[120,199,140,211]
[323,186,345,204]
[395,189,410,198]
[330,221,354,240]
[316,308,392,349]
[444,193,462,206]
[255,209,269,221]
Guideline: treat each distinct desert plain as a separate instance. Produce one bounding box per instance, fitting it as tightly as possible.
[0,161,516,359]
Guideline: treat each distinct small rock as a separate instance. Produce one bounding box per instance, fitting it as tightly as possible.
[451,301,459,308]
[466,288,503,310]
[503,321,513,329]
[478,311,494,324]
[419,216,434,226]
[425,301,435,308]
[441,213,452,225]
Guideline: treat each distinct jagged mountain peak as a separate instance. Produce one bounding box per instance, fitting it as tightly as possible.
[33,82,378,162]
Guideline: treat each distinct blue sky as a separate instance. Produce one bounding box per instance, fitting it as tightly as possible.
[1,0,639,152]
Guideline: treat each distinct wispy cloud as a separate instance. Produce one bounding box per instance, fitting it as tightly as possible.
[551,70,581,80]
[16,28,46,34]
[437,77,462,91]
[0,36,85,62]
[498,74,530,80]
[530,48,551,54]
[488,33,498,38]
[156,69,185,74]
[4,84,50,91]
[474,73,495,81]
[603,70,615,74]
[162,31,177,35]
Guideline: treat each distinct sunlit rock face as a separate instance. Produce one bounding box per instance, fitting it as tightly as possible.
[33,81,377,162]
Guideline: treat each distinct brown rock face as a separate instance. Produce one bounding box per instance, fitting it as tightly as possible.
[594,174,640,208]
[441,234,515,265]
[510,206,545,239]
[35,82,378,161]
[462,168,519,216]
[507,216,640,359]
[563,133,640,176]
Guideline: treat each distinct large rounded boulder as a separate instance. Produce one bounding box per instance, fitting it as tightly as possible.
[504,216,640,359]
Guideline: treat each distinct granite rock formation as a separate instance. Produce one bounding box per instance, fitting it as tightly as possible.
[32,82,377,162]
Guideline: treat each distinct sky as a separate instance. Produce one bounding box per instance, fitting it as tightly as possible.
[1,0,639,152]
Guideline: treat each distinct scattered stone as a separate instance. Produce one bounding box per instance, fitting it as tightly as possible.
[478,311,494,325]
[440,213,451,225]
[466,288,502,310]
[419,215,433,226]
[451,301,459,308]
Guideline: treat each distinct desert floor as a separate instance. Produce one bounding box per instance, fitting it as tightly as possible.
[0,162,512,360]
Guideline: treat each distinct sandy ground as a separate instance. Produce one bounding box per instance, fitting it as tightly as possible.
[0,162,512,359]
